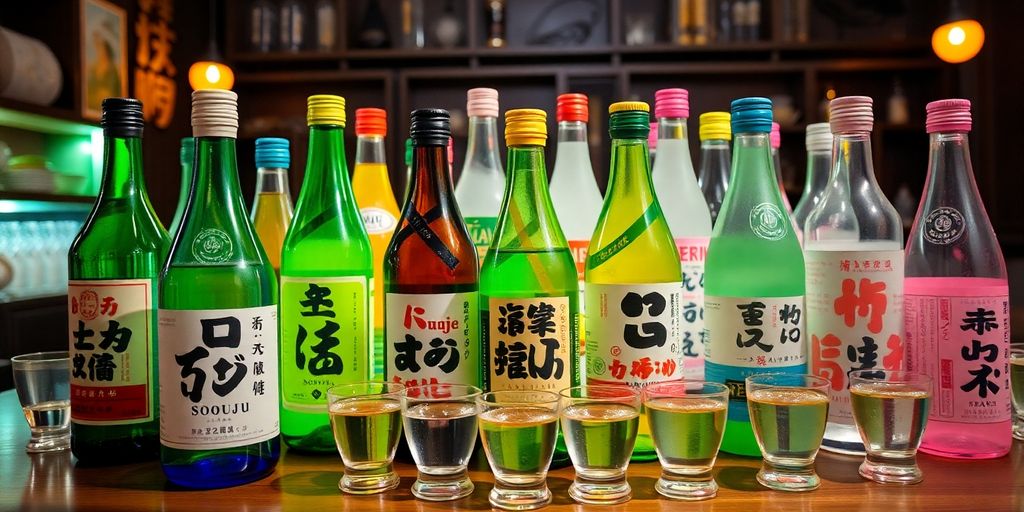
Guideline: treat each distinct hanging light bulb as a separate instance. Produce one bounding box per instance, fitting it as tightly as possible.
[932,1,985,64]
[189,0,235,90]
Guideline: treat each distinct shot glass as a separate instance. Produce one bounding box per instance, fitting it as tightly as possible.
[644,381,729,500]
[1012,345,1024,441]
[478,390,560,510]
[559,385,641,505]
[327,382,404,494]
[746,373,830,492]
[848,370,932,484]
[11,351,71,453]
[401,383,481,501]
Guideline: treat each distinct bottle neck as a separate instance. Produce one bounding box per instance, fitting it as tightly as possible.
[924,131,981,209]
[194,136,248,219]
[699,139,731,180]
[408,143,455,209]
[805,149,831,193]
[498,144,562,249]
[99,136,146,200]
[254,167,290,196]
[464,116,502,172]
[607,137,655,198]
[305,125,352,197]
[355,134,387,165]
[657,117,689,141]
[831,132,880,189]
[730,132,778,200]
[557,121,588,143]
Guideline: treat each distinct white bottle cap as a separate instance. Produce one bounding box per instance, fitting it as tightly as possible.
[805,122,833,152]
[191,89,239,138]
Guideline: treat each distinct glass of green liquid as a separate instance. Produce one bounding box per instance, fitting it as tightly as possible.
[327,382,405,495]
[644,381,729,500]
[746,373,830,492]
[1011,344,1024,441]
[478,390,561,510]
[559,385,641,505]
[849,370,931,484]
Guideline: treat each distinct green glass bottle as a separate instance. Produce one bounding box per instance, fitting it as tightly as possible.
[280,95,373,452]
[159,90,280,488]
[67,98,170,464]
[168,137,194,237]
[585,101,683,462]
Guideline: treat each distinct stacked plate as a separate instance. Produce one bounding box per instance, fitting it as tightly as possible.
[1,155,56,193]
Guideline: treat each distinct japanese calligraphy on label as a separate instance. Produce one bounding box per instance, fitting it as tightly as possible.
[585,283,683,386]
[806,249,904,422]
[484,297,572,392]
[385,292,480,389]
[68,279,154,425]
[158,306,279,450]
[705,295,806,422]
[281,276,370,412]
[465,216,497,263]
[677,237,709,379]
[905,279,1010,424]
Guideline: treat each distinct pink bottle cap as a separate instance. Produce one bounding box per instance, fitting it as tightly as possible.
[770,122,781,149]
[648,122,658,149]
[654,88,689,119]
[926,99,972,133]
[467,87,499,118]
[829,96,874,134]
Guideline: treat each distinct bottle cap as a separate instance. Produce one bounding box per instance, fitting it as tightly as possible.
[179,137,194,168]
[608,101,650,139]
[699,111,731,141]
[655,88,689,119]
[355,107,387,136]
[770,122,781,149]
[926,98,972,133]
[557,93,588,123]
[307,94,346,127]
[467,88,499,118]
[255,137,290,169]
[648,122,658,149]
[101,98,144,138]
[829,96,874,134]
[805,123,833,152]
[505,108,547,146]
[410,108,451,146]
[730,97,773,134]
[404,137,413,166]
[191,89,239,138]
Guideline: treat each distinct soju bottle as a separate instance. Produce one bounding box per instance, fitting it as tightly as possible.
[250,137,294,274]
[280,95,373,452]
[905,99,1010,459]
[697,111,731,226]
[454,88,505,263]
[68,98,170,464]
[159,90,280,488]
[585,101,682,462]
[385,109,480,389]
[804,97,903,455]
[792,123,832,230]
[651,88,712,379]
[352,107,400,379]
[705,97,805,457]
[169,137,194,236]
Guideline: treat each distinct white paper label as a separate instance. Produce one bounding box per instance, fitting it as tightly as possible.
[361,207,397,235]
[385,292,480,388]
[677,237,709,379]
[705,295,806,369]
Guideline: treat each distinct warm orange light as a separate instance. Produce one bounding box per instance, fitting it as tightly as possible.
[188,61,235,90]
[932,19,985,64]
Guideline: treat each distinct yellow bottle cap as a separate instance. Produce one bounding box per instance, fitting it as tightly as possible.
[608,101,650,114]
[699,111,732,141]
[504,108,547,146]
[307,94,346,127]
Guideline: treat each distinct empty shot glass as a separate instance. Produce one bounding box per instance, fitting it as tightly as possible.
[478,390,560,510]
[849,370,932,484]
[12,351,71,453]
[327,382,405,494]
[1012,345,1024,441]
[401,383,481,501]
[644,381,729,500]
[559,385,641,505]
[746,373,830,492]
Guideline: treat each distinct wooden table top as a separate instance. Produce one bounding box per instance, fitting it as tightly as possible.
[0,389,1021,512]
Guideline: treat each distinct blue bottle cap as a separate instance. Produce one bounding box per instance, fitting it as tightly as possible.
[730,97,774,134]
[254,137,290,169]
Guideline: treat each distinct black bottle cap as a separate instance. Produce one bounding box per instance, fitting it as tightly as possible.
[101,98,145,138]
[410,108,451,146]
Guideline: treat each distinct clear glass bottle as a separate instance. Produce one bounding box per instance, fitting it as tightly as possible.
[250,137,294,274]
[697,111,732,226]
[454,88,505,263]
[792,123,832,230]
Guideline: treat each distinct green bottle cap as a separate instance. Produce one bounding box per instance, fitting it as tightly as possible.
[404,137,413,166]
[608,101,650,140]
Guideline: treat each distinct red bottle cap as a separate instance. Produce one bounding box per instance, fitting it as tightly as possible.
[655,88,689,119]
[770,122,781,149]
[557,93,588,123]
[829,96,874,134]
[355,107,387,136]
[926,99,972,133]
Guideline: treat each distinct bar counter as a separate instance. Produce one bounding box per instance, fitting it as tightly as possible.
[0,389,1020,511]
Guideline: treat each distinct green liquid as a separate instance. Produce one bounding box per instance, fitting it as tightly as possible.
[748,388,828,460]
[479,407,558,479]
[561,403,639,472]
[647,397,726,467]
[329,399,402,466]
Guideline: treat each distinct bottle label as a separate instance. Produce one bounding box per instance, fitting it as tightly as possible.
[904,279,1010,424]
[68,279,154,425]
[923,207,966,245]
[749,203,789,241]
[484,296,573,392]
[587,202,662,271]
[360,207,397,235]
[705,295,806,422]
[158,306,279,451]
[464,216,497,262]
[385,292,480,389]
[585,283,683,386]
[567,239,589,282]
[805,250,905,423]
[280,276,370,412]
[677,237,710,380]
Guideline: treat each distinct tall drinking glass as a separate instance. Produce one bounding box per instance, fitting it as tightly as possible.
[644,381,728,500]
[478,390,560,510]
[559,385,641,505]
[11,351,70,453]
[1012,345,1024,441]
[849,370,931,484]
[327,382,404,494]
[401,384,481,501]
[746,373,830,491]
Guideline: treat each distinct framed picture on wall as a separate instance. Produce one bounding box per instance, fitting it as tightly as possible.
[80,0,128,120]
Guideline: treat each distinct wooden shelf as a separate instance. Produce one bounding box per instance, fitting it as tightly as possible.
[0,191,95,204]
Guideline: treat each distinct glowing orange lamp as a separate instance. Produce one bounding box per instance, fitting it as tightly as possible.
[932,2,985,64]
[189,0,234,90]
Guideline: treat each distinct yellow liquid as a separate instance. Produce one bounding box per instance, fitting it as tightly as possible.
[252,191,294,273]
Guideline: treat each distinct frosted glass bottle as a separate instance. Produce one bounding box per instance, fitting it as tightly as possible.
[454,87,505,262]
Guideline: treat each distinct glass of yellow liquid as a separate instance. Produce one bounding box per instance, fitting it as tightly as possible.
[849,370,931,484]
[327,382,404,494]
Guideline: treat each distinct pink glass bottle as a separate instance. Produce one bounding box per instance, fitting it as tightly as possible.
[905,99,1011,459]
